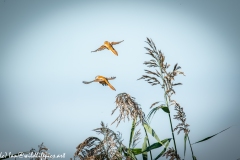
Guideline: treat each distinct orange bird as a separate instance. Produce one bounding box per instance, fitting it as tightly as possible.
[83,76,116,91]
[91,40,124,56]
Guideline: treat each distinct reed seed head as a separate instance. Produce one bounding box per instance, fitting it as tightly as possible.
[112,93,145,127]
[163,147,181,160]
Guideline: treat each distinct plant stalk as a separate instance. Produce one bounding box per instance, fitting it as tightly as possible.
[187,135,195,160]
[167,112,178,155]
[143,127,153,160]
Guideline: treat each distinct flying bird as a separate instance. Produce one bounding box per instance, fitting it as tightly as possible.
[83,75,116,91]
[91,40,124,56]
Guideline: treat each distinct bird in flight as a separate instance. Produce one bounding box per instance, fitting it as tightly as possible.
[91,40,124,56]
[83,76,116,91]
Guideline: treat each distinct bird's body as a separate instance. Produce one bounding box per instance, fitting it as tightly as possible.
[83,75,116,91]
[91,40,124,56]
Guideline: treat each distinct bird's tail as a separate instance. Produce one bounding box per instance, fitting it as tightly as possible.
[110,48,118,56]
[105,81,116,91]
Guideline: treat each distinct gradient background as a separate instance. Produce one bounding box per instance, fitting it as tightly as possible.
[0,0,240,159]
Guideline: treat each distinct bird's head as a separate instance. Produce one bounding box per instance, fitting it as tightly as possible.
[95,76,99,79]
[95,75,104,79]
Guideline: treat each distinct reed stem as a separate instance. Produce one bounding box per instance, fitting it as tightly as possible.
[188,135,195,160]
[143,127,153,160]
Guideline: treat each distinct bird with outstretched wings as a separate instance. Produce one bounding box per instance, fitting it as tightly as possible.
[83,76,116,91]
[91,40,124,56]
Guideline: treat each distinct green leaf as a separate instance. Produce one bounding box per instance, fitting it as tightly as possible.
[192,126,232,145]
[127,119,138,160]
[142,136,148,160]
[143,122,165,146]
[142,138,171,152]
[131,148,142,155]
[161,106,170,113]
[154,139,171,160]
[129,118,137,148]
[132,138,171,155]
[146,104,169,123]
[146,106,161,123]
[193,155,197,160]
[184,133,187,158]
[144,142,163,152]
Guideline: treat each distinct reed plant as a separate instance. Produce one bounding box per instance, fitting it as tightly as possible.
[74,37,232,160]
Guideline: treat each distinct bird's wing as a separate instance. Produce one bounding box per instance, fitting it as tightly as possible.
[106,77,116,80]
[82,80,95,84]
[91,45,107,52]
[111,40,124,45]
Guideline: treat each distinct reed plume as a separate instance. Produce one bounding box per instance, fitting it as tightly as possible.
[138,37,187,157]
[112,93,145,127]
[75,122,127,160]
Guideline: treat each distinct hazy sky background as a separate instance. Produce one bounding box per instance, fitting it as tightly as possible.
[0,0,240,159]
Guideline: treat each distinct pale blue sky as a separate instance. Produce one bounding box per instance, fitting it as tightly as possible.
[0,0,240,160]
